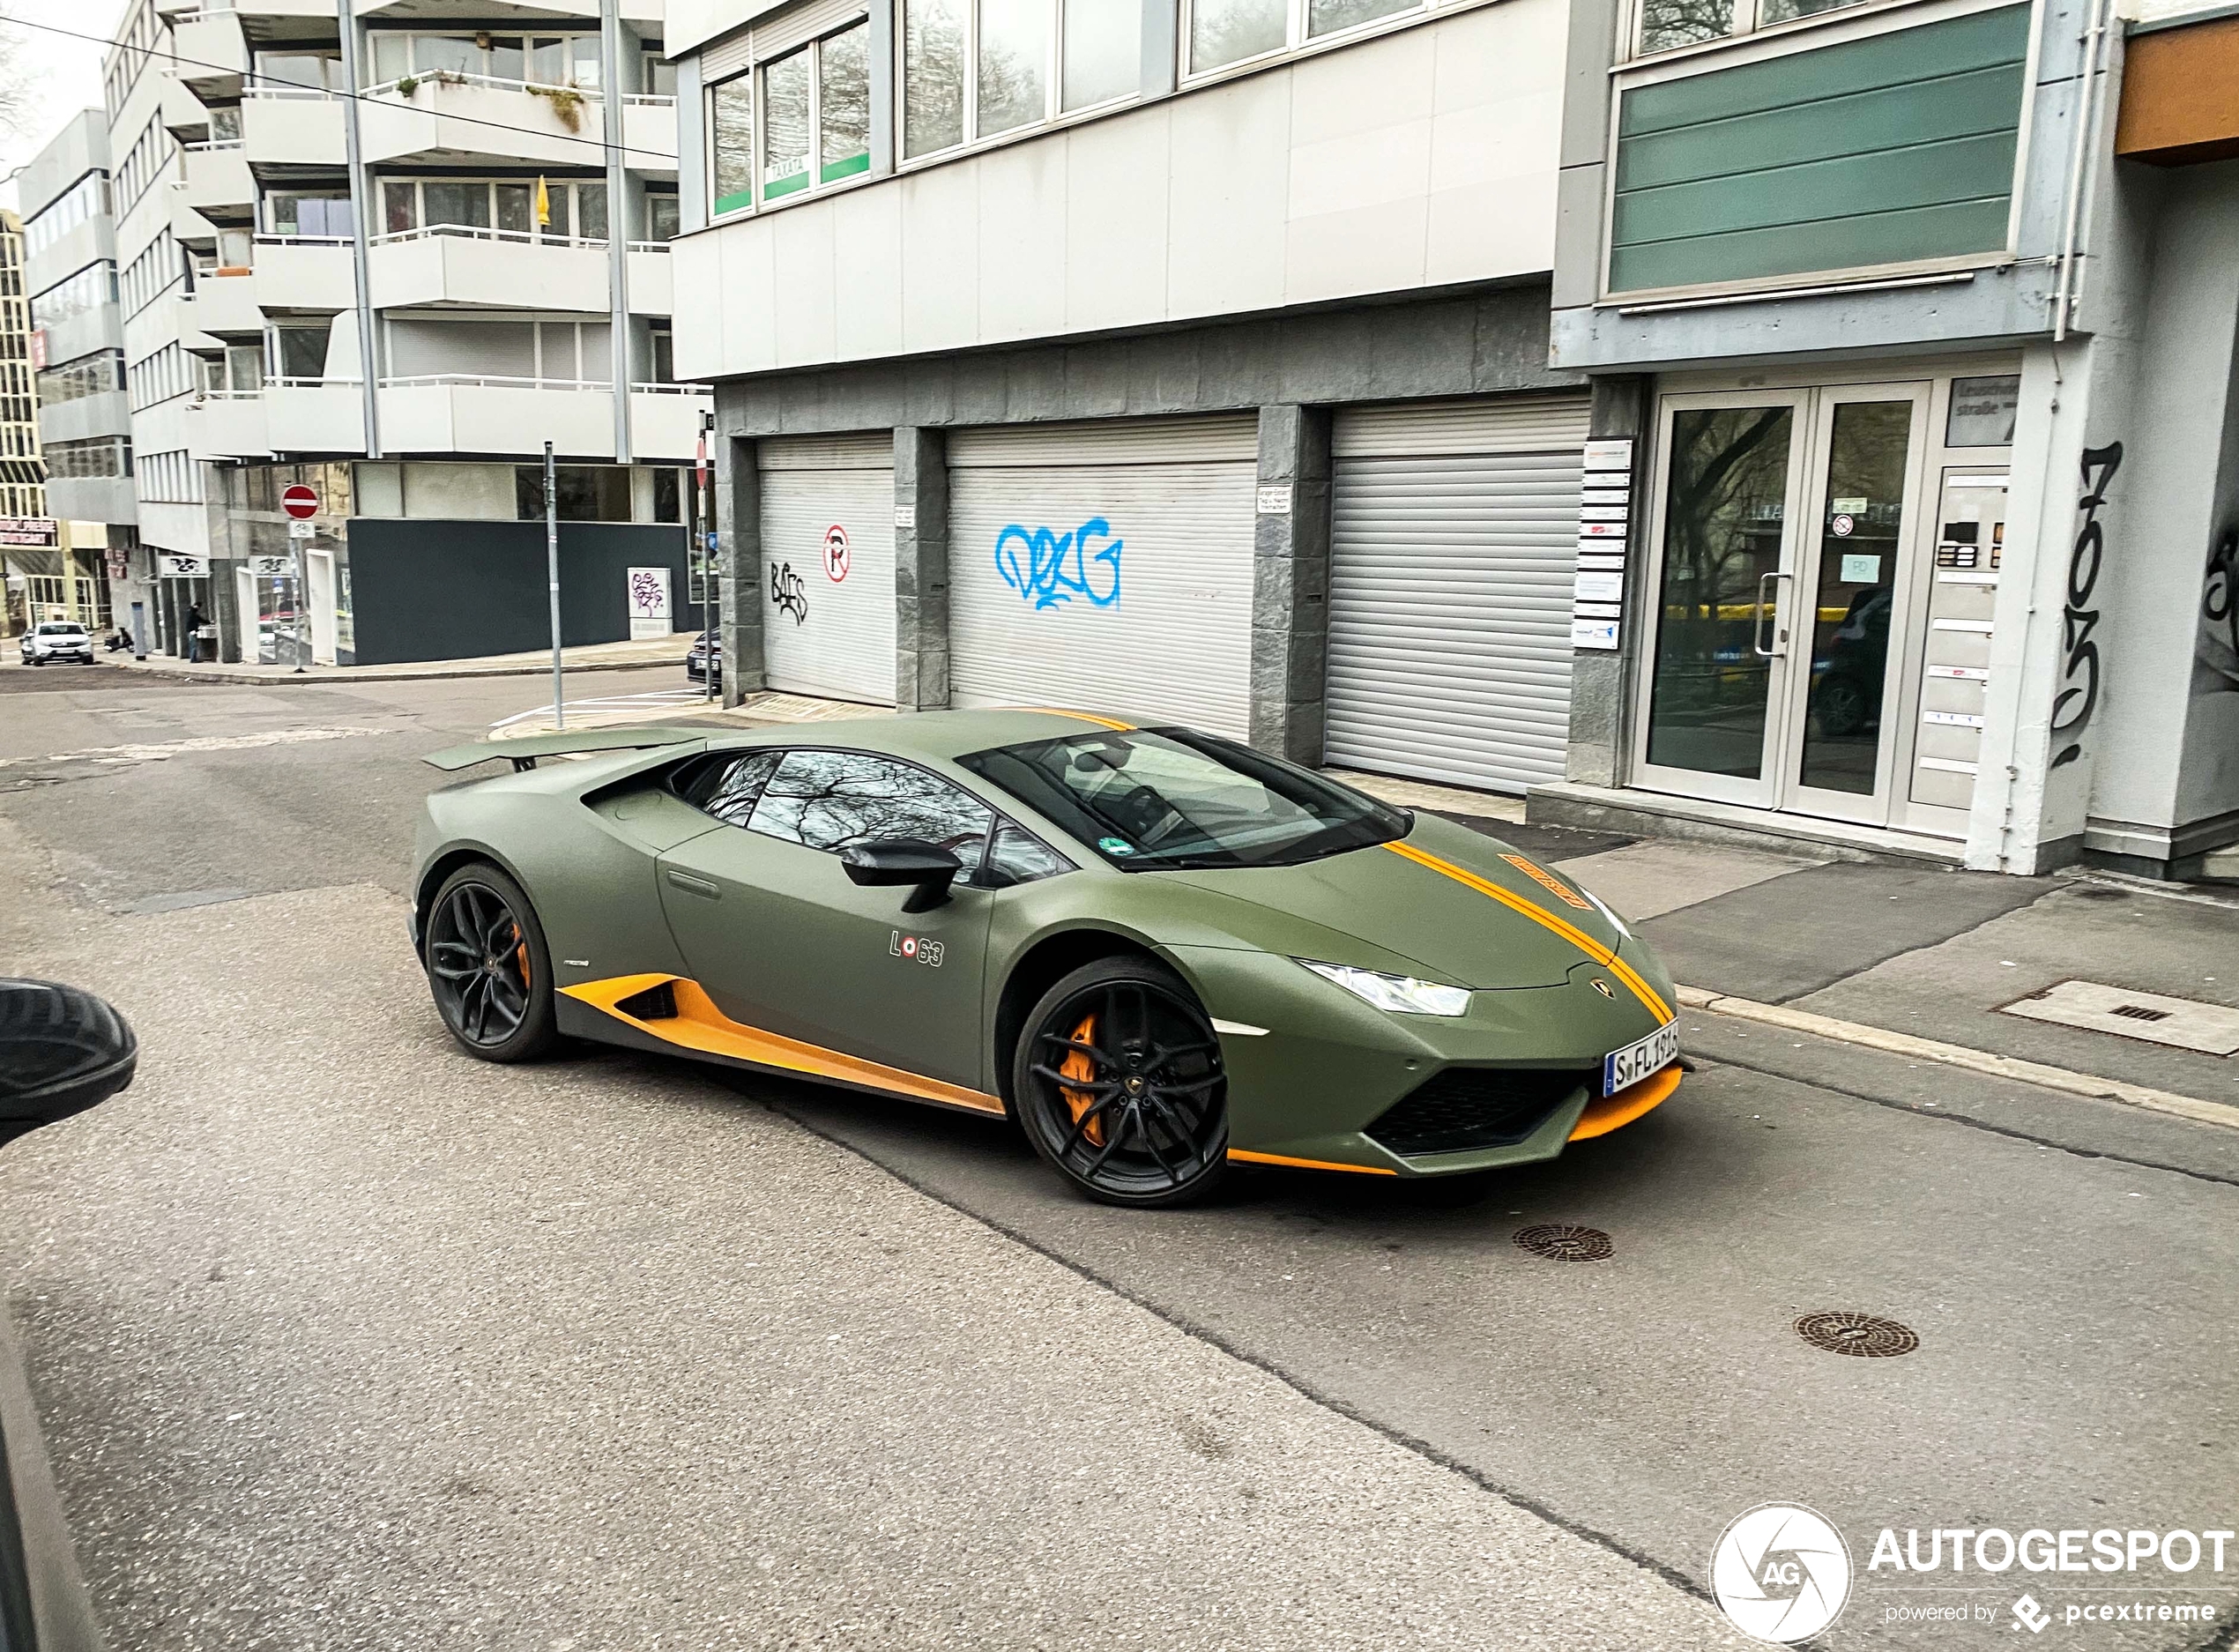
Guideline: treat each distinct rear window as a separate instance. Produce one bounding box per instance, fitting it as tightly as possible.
[956,727,1408,871]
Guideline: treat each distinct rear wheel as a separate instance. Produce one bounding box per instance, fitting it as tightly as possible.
[1012,957,1228,1208]
[422,863,558,1062]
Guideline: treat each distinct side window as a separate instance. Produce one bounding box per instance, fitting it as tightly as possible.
[983,822,1073,887]
[677,749,781,827]
[751,750,993,866]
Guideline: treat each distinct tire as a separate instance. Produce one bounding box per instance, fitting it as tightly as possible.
[1011,956,1228,1209]
[421,862,559,1062]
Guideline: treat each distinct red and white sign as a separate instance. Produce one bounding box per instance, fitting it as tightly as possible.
[280,484,320,520]
[822,524,850,583]
[28,331,47,370]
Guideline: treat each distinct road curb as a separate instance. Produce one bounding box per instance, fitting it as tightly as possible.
[1676,984,2239,1131]
[108,654,691,687]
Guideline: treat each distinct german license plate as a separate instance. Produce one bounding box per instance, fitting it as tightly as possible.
[1603,1023,1678,1096]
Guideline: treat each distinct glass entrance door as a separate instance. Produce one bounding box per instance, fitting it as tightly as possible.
[1636,384,1930,822]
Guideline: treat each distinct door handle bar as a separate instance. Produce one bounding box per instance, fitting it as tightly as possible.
[1753,571,1796,659]
[665,867,720,898]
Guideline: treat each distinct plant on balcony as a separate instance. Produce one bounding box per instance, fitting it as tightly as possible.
[527,83,585,133]
[395,74,418,94]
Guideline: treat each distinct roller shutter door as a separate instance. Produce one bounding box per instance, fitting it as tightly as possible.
[947,416,1257,737]
[758,433,896,704]
[1326,395,1591,793]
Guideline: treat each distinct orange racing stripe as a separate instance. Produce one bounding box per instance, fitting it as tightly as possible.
[1226,1149,1396,1176]
[1005,707,1135,731]
[562,973,1008,1115]
[1381,841,1674,1023]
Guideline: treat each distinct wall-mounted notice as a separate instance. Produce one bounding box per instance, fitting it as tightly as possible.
[1573,439,1634,651]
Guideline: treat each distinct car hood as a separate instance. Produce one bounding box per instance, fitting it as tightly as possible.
[1155,815,1627,990]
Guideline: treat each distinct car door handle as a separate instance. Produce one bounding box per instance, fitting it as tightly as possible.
[664,868,720,898]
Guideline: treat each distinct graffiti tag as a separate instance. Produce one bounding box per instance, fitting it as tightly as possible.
[769,560,809,626]
[995,519,1122,611]
[2204,528,2238,693]
[2050,443,2122,771]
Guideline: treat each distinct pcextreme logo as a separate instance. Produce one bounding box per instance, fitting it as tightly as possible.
[1711,1504,1853,1643]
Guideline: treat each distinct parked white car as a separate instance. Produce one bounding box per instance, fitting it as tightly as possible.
[19,621,95,666]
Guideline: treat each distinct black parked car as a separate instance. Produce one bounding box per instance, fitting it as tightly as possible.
[685,629,720,688]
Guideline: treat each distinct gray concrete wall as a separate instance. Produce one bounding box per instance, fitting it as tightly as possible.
[1248,405,1331,765]
[712,283,1579,440]
[716,435,765,708]
[1562,376,1648,787]
[893,427,949,712]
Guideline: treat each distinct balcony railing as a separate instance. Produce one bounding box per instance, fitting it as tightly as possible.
[631,381,712,395]
[269,376,362,388]
[363,71,605,100]
[254,233,354,248]
[242,85,336,101]
[621,93,674,107]
[183,138,246,153]
[370,222,608,251]
[379,374,607,390]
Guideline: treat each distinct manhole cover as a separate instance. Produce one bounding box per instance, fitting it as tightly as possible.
[1795,1311,1918,1358]
[1514,1224,1613,1261]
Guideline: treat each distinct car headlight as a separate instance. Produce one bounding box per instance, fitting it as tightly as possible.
[1296,959,1470,1017]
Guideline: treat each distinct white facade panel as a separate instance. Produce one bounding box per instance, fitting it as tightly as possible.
[947,420,1256,736]
[758,435,896,703]
[672,0,1564,383]
[1325,397,1588,793]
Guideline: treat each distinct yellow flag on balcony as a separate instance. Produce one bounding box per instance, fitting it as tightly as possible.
[535,175,551,229]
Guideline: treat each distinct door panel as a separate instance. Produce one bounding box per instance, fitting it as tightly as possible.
[1639,394,1808,805]
[658,828,993,1088]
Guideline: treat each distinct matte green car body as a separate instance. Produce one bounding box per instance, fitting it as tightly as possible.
[411,709,1680,1178]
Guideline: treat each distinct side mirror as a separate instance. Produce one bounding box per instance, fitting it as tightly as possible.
[841,839,962,913]
[0,979,138,1149]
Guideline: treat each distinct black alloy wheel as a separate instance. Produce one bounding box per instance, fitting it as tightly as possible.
[423,863,558,1062]
[1014,958,1228,1208]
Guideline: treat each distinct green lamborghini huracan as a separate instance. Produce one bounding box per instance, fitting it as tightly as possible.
[413,709,1681,1207]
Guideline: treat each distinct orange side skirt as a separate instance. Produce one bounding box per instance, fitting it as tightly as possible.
[562,973,1008,1116]
[1567,1065,1682,1142]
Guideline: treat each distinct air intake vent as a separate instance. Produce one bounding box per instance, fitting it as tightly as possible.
[615,980,679,1021]
[1365,1068,1589,1157]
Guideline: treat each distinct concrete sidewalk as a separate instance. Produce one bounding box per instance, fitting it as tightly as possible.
[94,632,696,685]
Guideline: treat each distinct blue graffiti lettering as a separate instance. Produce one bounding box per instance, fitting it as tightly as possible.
[994,518,1122,611]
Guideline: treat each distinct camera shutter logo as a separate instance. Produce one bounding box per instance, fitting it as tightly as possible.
[1711,1504,1852,1643]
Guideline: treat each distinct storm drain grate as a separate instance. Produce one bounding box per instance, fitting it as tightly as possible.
[1514,1224,1613,1262]
[1795,1311,1918,1358]
[2000,979,2239,1055]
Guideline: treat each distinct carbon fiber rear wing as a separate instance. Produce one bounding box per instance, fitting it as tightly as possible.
[423,726,707,773]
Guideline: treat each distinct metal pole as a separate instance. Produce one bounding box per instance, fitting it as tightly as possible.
[699,410,714,703]
[337,0,381,458]
[546,441,564,730]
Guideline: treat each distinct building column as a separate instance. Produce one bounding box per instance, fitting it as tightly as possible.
[717,433,764,708]
[1563,374,1649,787]
[894,426,950,711]
[1247,404,1331,764]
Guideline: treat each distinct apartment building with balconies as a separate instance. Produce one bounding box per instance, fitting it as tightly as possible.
[101,0,712,667]
[19,111,138,642]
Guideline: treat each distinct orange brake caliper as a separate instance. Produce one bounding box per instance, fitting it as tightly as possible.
[1059,1012,1104,1145]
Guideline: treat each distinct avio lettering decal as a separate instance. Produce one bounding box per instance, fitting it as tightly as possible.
[995,519,1122,611]
[2050,443,2122,771]
[769,561,808,626]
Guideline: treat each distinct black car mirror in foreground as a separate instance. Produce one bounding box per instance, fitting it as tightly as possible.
[840,840,963,912]
[0,980,138,1149]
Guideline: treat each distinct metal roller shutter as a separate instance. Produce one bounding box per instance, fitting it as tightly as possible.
[1326,397,1590,793]
[948,417,1257,736]
[758,433,896,704]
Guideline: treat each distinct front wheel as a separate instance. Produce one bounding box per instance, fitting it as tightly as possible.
[422,863,558,1061]
[1012,957,1229,1209]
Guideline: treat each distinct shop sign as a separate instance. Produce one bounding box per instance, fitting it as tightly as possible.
[627,566,672,641]
[249,555,294,579]
[0,517,59,548]
[158,554,208,579]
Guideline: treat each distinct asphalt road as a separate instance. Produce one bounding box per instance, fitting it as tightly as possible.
[0,659,2233,1652]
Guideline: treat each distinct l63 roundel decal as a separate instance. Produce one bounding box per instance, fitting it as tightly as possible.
[889,931,945,968]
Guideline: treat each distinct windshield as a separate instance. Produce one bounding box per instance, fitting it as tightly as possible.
[38,623,86,636]
[957,727,1409,871]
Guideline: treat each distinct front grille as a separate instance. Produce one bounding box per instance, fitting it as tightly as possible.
[1365,1068,1591,1157]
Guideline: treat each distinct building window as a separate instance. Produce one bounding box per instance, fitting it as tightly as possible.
[707,20,873,215]
[1636,0,1863,56]
[643,51,678,96]
[902,0,1138,158]
[36,349,124,408]
[368,31,600,90]
[47,435,131,480]
[645,192,681,241]
[269,324,333,381]
[29,263,117,331]
[515,464,632,521]
[377,176,606,242]
[266,192,355,237]
[1186,0,1416,72]
[710,75,755,214]
[23,173,112,259]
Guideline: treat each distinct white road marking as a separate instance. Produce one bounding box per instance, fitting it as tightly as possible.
[489,688,711,731]
[0,726,392,769]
